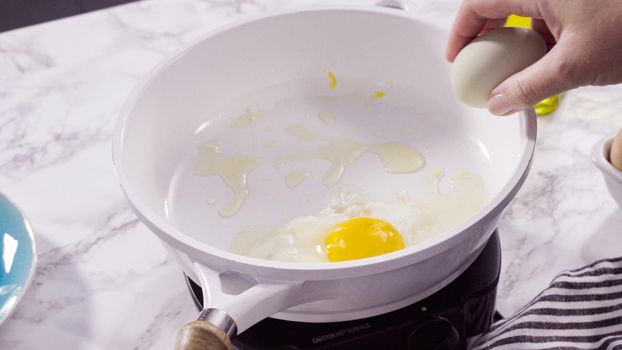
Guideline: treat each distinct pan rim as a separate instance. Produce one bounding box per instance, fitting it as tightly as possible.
[112,6,537,280]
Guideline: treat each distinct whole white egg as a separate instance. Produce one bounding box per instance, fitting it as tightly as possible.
[451,27,547,108]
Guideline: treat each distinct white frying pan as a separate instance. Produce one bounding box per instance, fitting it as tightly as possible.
[113,3,536,349]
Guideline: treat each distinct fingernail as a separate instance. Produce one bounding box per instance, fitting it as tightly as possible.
[488,94,513,116]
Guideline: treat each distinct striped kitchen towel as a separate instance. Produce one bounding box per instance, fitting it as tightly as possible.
[470,256,622,349]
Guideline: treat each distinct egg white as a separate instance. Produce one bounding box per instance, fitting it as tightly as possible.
[230,192,423,262]
[230,173,487,263]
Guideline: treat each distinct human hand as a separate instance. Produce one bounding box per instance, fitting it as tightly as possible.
[446,0,622,115]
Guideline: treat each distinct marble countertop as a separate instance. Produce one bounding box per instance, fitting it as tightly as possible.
[1,0,621,348]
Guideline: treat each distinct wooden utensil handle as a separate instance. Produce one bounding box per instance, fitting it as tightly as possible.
[175,320,232,350]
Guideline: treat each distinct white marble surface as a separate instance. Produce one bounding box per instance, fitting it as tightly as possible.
[0,0,621,348]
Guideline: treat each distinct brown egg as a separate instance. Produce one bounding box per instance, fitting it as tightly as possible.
[611,129,622,171]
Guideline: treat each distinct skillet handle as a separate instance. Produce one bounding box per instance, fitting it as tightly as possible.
[175,308,236,350]
[175,321,231,350]
[177,262,338,348]
[189,262,338,333]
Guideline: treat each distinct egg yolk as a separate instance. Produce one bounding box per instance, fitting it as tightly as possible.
[325,217,405,262]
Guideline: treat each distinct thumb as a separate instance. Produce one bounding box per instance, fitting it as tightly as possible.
[487,42,575,116]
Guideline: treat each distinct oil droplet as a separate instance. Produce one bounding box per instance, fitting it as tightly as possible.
[366,143,425,173]
[432,168,443,178]
[194,144,262,217]
[205,197,216,205]
[279,126,425,187]
[372,90,385,100]
[284,171,311,188]
[279,128,359,187]
[318,111,335,126]
[452,171,472,180]
[229,106,264,128]
[327,71,337,89]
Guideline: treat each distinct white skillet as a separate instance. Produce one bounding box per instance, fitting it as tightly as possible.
[113,3,536,349]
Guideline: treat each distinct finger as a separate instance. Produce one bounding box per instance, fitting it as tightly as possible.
[479,18,508,35]
[446,3,489,61]
[446,0,542,61]
[487,41,576,115]
[531,19,557,50]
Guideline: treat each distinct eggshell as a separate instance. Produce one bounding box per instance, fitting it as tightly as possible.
[610,129,622,171]
[451,27,547,108]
